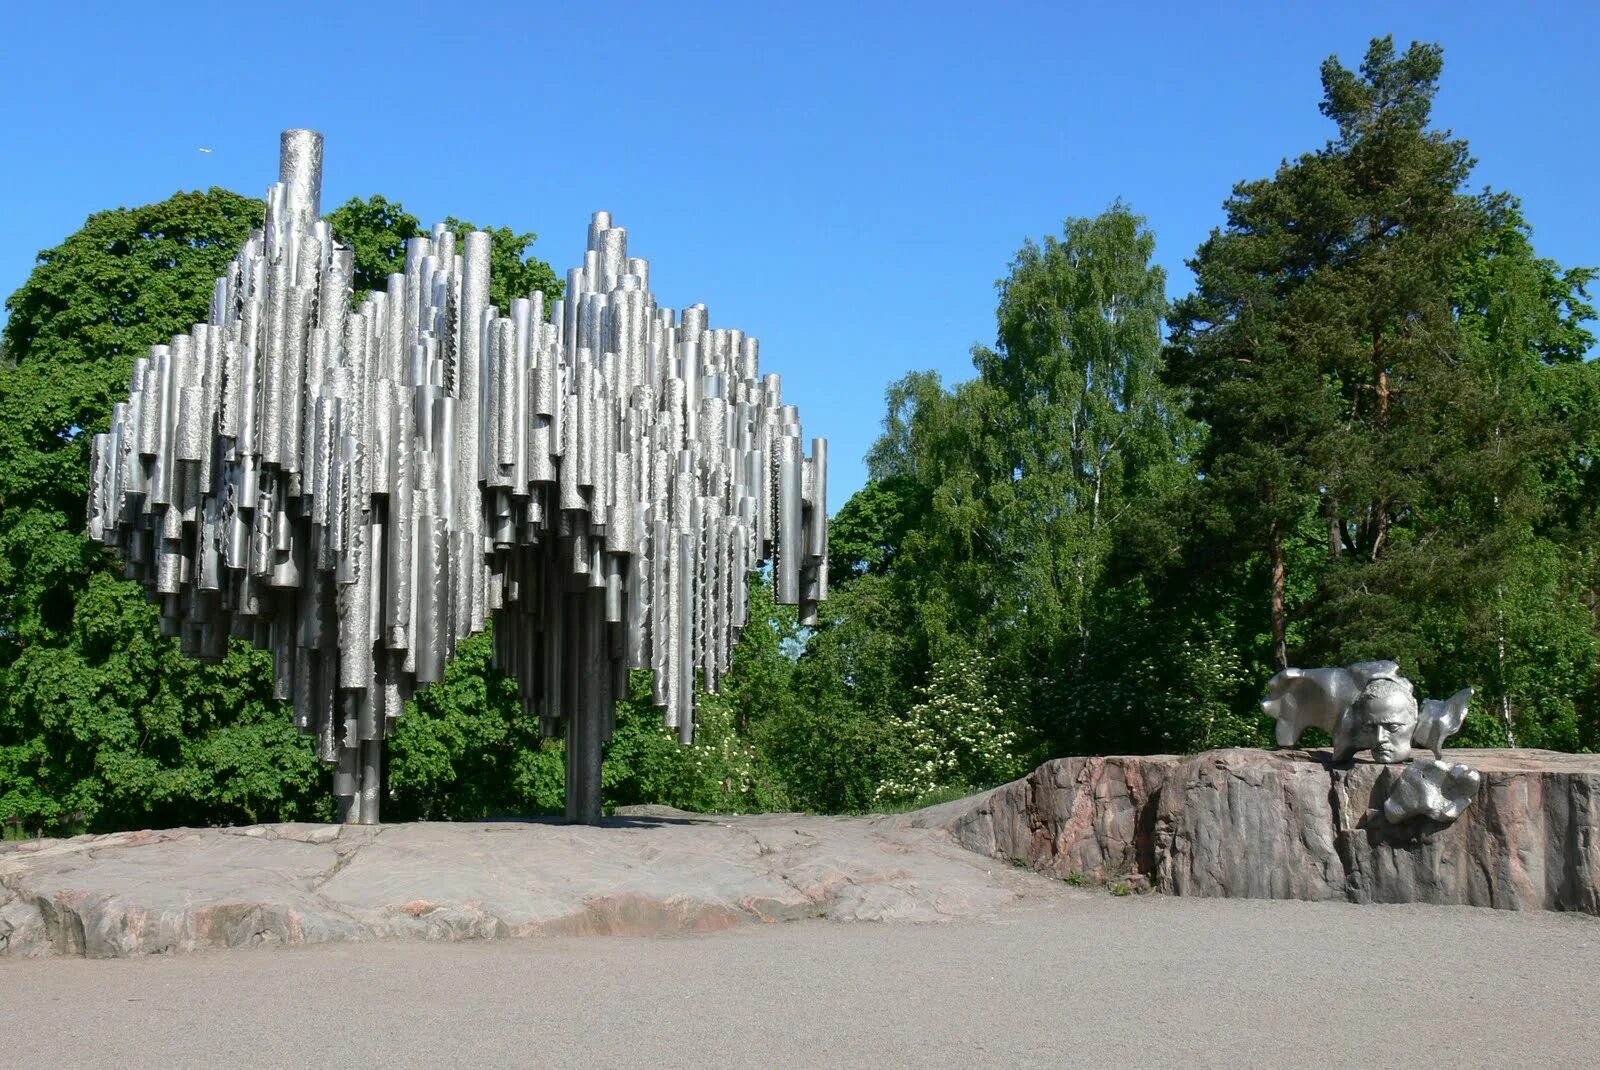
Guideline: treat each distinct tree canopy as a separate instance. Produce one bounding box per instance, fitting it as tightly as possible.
[1166,36,1598,748]
[0,191,580,832]
[2,36,1595,834]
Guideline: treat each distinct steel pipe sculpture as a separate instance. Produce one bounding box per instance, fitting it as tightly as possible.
[87,130,828,824]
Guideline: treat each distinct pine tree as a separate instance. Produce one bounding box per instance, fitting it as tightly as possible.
[1166,37,1597,745]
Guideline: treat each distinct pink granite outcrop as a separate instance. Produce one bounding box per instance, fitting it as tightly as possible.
[945,748,1600,912]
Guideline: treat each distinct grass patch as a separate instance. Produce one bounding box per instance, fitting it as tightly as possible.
[869,784,982,815]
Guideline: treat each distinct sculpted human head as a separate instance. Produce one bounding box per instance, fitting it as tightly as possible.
[1335,676,1418,763]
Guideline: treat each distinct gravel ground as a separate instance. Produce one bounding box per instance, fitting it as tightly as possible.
[4,892,1594,1069]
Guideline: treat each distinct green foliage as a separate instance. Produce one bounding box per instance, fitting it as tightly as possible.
[604,674,782,815]
[0,187,577,834]
[388,578,798,820]
[440,216,565,311]
[1165,35,1599,748]
[327,194,422,298]
[385,628,561,820]
[781,36,1596,791]
[0,187,264,660]
[328,199,567,311]
[826,474,926,585]
[759,571,926,811]
[758,204,1202,803]
[1063,575,1271,755]
[872,782,986,815]
[812,204,1195,764]
[1,571,325,830]
[606,575,796,814]
[872,652,1024,806]
[757,686,898,813]
[0,186,321,833]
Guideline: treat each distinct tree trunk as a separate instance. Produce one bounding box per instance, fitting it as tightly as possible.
[1369,322,1391,559]
[1374,322,1390,426]
[1496,596,1518,748]
[1269,519,1289,670]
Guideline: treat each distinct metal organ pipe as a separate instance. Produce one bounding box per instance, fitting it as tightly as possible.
[87,130,829,825]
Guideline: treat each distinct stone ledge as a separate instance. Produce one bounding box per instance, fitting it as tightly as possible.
[7,747,1589,958]
[0,811,1060,958]
[934,748,1600,913]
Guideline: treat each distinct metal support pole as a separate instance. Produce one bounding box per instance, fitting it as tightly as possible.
[565,590,605,825]
[359,737,382,824]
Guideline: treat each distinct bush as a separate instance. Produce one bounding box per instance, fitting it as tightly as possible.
[873,651,1025,806]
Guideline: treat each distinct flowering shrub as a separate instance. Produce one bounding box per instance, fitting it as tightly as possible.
[874,652,1025,805]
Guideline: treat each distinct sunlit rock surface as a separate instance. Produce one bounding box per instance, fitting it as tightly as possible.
[0,811,1054,958]
[938,748,1600,913]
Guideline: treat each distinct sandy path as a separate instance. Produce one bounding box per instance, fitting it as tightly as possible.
[4,892,1593,1068]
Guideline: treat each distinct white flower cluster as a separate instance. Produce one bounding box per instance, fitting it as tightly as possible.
[682,692,767,809]
[875,652,1022,805]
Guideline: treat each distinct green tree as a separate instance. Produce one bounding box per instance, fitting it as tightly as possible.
[766,569,926,811]
[1165,37,1598,746]
[0,188,263,662]
[861,205,1189,754]
[327,194,422,298]
[3,571,326,831]
[0,188,575,832]
[328,198,566,311]
[606,575,796,814]
[1166,39,1486,669]
[1419,203,1598,747]
[872,650,1024,806]
[970,207,1189,735]
[767,203,1193,797]
[0,188,299,832]
[826,474,927,585]
[440,216,564,312]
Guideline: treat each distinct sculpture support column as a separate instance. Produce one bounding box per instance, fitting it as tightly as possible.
[360,738,382,825]
[565,593,605,826]
[566,719,604,825]
[334,745,358,824]
[334,740,383,825]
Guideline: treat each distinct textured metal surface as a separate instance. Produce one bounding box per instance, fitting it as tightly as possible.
[1260,660,1400,749]
[88,130,829,823]
[1331,675,1417,764]
[1382,758,1482,825]
[1262,661,1468,763]
[1415,686,1473,760]
[1260,662,1480,826]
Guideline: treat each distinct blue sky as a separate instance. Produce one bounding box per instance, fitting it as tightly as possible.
[3,1,1595,506]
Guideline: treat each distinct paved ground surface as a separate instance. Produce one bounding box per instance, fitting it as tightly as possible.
[4,893,1594,1068]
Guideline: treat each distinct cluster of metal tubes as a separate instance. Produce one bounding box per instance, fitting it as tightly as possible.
[87,130,827,823]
